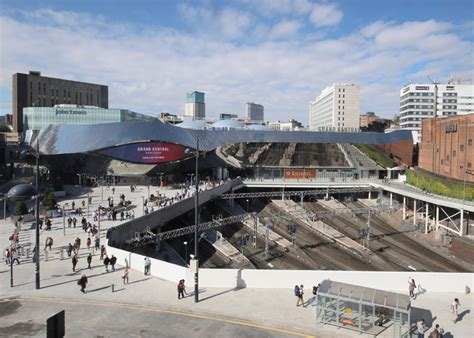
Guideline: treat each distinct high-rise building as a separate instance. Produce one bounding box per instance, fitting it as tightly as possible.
[309,84,360,131]
[398,81,474,138]
[12,71,108,132]
[246,103,264,123]
[184,91,205,119]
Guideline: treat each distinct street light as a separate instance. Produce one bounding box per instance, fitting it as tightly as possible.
[246,199,249,212]
[193,138,200,303]
[183,241,188,267]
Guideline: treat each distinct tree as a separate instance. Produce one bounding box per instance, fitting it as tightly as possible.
[0,124,11,132]
[13,201,28,216]
[42,190,57,210]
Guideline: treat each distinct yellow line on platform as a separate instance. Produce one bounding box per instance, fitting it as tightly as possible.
[14,296,316,338]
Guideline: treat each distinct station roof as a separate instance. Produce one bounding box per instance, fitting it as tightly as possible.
[318,279,410,311]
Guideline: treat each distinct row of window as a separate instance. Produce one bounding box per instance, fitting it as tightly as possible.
[400,92,434,100]
[400,105,434,111]
[443,92,458,97]
[28,81,101,107]
[399,111,433,117]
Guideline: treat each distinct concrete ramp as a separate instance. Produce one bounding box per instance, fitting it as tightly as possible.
[271,199,370,257]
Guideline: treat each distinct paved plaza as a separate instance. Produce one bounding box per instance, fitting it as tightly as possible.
[1,184,473,337]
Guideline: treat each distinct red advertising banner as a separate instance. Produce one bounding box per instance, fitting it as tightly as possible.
[284,169,317,179]
[98,142,191,164]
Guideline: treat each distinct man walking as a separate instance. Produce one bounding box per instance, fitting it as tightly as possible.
[104,255,110,272]
[72,255,78,272]
[408,277,416,299]
[417,319,426,338]
[144,257,151,275]
[110,255,117,272]
[78,274,88,293]
[122,266,129,284]
[451,298,460,323]
[87,253,92,269]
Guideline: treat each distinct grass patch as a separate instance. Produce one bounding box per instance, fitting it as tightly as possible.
[354,144,395,168]
[406,169,474,201]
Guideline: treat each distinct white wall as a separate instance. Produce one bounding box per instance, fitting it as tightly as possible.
[107,244,473,293]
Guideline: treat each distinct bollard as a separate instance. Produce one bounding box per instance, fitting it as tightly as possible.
[45,250,49,262]
[111,283,115,293]
[60,249,64,260]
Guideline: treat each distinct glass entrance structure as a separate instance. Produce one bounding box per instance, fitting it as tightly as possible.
[315,279,411,337]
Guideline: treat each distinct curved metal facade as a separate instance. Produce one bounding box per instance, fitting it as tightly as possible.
[37,121,413,155]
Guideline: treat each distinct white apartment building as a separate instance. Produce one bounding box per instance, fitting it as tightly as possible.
[398,81,474,139]
[309,83,360,131]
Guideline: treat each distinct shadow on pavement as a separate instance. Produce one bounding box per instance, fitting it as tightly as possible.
[127,277,151,285]
[458,309,470,321]
[86,285,111,293]
[198,287,243,302]
[40,270,116,290]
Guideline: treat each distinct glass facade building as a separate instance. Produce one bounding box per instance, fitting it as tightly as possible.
[23,106,157,130]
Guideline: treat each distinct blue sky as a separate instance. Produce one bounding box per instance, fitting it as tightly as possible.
[0,0,473,123]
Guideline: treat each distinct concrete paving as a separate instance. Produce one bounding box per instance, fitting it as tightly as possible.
[1,184,473,337]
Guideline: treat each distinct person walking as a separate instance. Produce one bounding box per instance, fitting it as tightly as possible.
[72,255,78,272]
[72,217,77,228]
[110,255,117,272]
[429,324,444,338]
[94,237,100,251]
[104,255,110,272]
[67,217,72,228]
[78,274,88,293]
[177,279,187,299]
[67,243,73,257]
[45,237,53,251]
[408,277,416,299]
[297,284,305,307]
[86,237,92,251]
[451,298,460,323]
[122,266,129,284]
[144,257,151,275]
[417,319,427,338]
[100,245,106,260]
[87,253,92,269]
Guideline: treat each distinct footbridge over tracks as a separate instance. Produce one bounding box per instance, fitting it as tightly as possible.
[107,178,243,246]
[242,178,474,236]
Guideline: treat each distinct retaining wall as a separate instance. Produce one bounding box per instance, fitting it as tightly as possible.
[106,243,473,293]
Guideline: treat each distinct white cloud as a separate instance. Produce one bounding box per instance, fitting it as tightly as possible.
[270,20,302,39]
[0,9,472,123]
[309,3,343,27]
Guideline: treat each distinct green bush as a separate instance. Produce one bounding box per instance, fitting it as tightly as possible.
[406,169,474,201]
[42,190,57,210]
[13,201,29,216]
[354,144,395,168]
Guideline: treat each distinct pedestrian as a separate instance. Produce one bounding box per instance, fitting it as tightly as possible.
[86,237,91,251]
[417,319,426,338]
[87,253,92,269]
[120,211,124,221]
[177,279,187,299]
[78,274,88,293]
[112,187,115,194]
[110,255,117,272]
[144,257,151,275]
[45,237,53,251]
[297,284,305,307]
[122,266,129,284]
[95,237,100,250]
[408,277,416,298]
[100,245,106,260]
[72,217,77,228]
[72,201,75,210]
[294,285,302,306]
[67,243,73,257]
[104,255,110,272]
[429,324,444,338]
[451,298,460,323]
[72,255,78,272]
[82,200,85,208]
[67,217,72,228]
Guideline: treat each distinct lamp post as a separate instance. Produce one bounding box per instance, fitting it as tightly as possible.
[184,241,188,267]
[193,137,200,303]
[246,199,249,212]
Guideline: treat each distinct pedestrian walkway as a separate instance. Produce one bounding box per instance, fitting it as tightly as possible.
[0,184,473,337]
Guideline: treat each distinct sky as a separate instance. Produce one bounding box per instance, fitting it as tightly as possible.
[0,0,473,124]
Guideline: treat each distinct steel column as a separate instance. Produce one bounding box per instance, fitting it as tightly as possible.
[413,200,417,225]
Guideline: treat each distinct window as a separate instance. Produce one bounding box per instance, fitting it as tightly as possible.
[343,88,345,92]
[441,159,443,164]
[446,155,450,161]
[468,162,472,169]
[453,151,456,157]
[461,145,464,151]
[469,139,473,146]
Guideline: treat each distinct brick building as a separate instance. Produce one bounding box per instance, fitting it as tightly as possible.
[419,114,474,182]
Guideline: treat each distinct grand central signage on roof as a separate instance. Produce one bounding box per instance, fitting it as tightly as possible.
[55,109,87,116]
